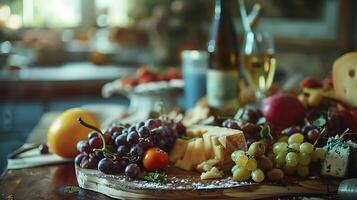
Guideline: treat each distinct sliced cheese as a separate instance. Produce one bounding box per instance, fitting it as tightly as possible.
[200,167,223,180]
[211,135,225,161]
[196,158,220,172]
[203,133,213,159]
[169,138,188,162]
[175,139,196,171]
[191,138,206,165]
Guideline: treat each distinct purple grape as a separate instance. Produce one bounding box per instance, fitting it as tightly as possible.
[130,144,144,159]
[106,144,117,153]
[138,126,150,138]
[104,133,113,145]
[128,125,137,133]
[112,159,128,173]
[153,119,162,127]
[89,137,103,149]
[117,145,130,157]
[80,156,96,169]
[242,108,260,123]
[145,119,157,130]
[94,151,104,159]
[172,122,186,137]
[150,127,162,141]
[98,158,114,174]
[75,153,87,166]
[281,126,301,136]
[242,123,260,140]
[142,138,154,149]
[39,143,49,154]
[77,140,92,154]
[301,125,314,135]
[135,121,145,131]
[127,131,140,145]
[307,129,320,142]
[229,121,241,130]
[88,131,98,140]
[112,131,121,140]
[89,153,101,166]
[115,134,128,146]
[125,163,141,178]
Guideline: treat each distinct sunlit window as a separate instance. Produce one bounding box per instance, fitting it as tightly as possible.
[95,0,129,27]
[22,0,81,28]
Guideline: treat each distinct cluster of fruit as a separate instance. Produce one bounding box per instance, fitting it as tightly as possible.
[270,133,326,177]
[75,118,186,179]
[230,141,283,182]
[222,108,264,147]
[230,132,326,183]
[121,66,182,87]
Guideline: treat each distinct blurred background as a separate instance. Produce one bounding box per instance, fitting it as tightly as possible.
[0,0,356,172]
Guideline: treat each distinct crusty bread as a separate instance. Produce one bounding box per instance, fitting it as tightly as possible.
[332,52,357,107]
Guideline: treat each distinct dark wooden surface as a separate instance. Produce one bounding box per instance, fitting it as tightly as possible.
[0,163,342,200]
[0,163,113,200]
[0,62,136,100]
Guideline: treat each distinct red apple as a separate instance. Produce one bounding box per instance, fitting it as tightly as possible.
[260,94,306,132]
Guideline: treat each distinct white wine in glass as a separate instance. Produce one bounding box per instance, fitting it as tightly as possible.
[243,32,276,100]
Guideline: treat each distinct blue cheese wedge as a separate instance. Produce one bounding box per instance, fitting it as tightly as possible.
[321,137,350,178]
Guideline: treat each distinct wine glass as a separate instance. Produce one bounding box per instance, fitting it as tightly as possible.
[242,31,276,101]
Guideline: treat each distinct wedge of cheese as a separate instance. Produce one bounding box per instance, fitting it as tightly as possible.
[333,52,357,107]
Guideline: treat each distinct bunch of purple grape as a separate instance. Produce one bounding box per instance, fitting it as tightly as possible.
[75,118,185,178]
[222,108,263,147]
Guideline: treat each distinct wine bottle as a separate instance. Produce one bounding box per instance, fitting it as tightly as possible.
[207,0,240,114]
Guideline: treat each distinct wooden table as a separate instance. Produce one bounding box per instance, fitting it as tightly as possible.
[0,163,113,200]
[0,162,341,200]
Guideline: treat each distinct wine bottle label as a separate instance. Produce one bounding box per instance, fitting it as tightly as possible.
[207,69,239,110]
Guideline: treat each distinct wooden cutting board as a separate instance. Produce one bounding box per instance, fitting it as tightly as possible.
[75,165,341,199]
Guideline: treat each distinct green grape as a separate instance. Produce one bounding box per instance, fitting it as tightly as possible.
[251,169,265,183]
[297,165,309,177]
[278,136,289,143]
[247,141,266,157]
[299,142,314,154]
[299,152,311,166]
[285,152,299,167]
[314,148,326,161]
[288,133,304,144]
[231,165,239,174]
[257,156,273,172]
[283,165,296,175]
[235,154,249,167]
[232,166,251,181]
[273,142,288,155]
[275,152,287,165]
[267,168,284,181]
[246,158,258,171]
[288,143,300,151]
[311,151,319,162]
[231,150,245,162]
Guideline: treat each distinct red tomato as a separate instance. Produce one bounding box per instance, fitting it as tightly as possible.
[143,147,169,171]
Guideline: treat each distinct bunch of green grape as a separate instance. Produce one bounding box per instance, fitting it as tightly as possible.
[231,141,284,182]
[270,133,326,177]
